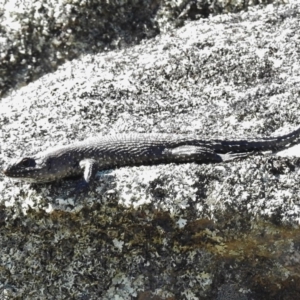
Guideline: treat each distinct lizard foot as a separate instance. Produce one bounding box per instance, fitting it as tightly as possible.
[217,151,255,162]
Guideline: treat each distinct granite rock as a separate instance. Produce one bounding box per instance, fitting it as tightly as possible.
[1,1,300,299]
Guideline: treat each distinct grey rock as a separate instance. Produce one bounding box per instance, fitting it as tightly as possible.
[1,1,300,299]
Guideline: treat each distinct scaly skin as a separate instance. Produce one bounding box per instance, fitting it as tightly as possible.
[3,129,300,187]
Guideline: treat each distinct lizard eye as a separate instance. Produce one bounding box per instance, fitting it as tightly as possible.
[20,158,36,168]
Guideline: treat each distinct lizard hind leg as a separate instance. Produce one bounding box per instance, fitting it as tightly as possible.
[216,151,254,162]
[164,145,252,163]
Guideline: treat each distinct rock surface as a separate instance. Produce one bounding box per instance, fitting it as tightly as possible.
[0,0,284,97]
[1,0,300,299]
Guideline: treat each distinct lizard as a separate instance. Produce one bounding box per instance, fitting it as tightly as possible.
[3,128,300,192]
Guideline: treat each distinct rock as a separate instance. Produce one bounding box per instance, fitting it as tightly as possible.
[1,1,300,299]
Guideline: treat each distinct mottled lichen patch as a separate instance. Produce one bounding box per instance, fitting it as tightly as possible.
[1,203,300,299]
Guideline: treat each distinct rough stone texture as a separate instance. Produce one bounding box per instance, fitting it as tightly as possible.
[1,0,300,299]
[0,0,285,97]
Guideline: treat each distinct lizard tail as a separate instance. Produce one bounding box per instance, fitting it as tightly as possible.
[214,125,300,153]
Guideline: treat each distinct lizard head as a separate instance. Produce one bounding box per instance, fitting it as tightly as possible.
[3,152,76,183]
[3,151,81,183]
[3,156,54,183]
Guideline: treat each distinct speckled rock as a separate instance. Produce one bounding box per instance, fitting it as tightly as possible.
[1,1,300,299]
[0,0,285,97]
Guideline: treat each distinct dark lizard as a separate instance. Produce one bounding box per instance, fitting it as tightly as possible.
[3,128,300,192]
